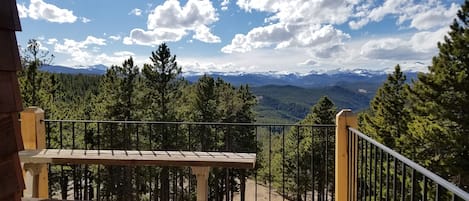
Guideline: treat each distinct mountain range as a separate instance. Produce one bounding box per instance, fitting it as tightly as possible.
[41,64,418,88]
[40,64,420,122]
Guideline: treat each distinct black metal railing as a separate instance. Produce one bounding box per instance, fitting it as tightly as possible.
[348,127,469,201]
[43,119,336,201]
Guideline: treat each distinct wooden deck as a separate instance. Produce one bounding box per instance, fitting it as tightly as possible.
[19,149,256,169]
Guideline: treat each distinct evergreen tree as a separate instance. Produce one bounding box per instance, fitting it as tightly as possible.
[92,57,141,200]
[18,39,57,116]
[142,43,182,201]
[359,65,409,150]
[408,0,469,190]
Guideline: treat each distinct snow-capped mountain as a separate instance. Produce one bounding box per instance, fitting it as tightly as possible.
[39,64,418,87]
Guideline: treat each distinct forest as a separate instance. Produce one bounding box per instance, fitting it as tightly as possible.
[17,1,469,200]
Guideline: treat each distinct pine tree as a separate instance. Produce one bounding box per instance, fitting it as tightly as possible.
[92,57,141,200]
[408,0,469,190]
[18,39,57,116]
[359,65,409,150]
[142,43,182,201]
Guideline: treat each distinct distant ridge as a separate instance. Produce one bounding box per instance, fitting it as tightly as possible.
[41,64,108,75]
[39,64,418,88]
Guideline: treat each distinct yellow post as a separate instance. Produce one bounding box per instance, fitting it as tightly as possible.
[335,109,357,201]
[20,107,48,198]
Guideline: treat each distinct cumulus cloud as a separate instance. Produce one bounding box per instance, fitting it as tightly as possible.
[223,0,356,54]
[45,38,58,45]
[53,36,107,64]
[20,0,78,23]
[410,3,459,30]
[124,0,220,45]
[17,4,28,18]
[193,25,221,43]
[349,0,458,30]
[129,8,142,16]
[360,27,448,60]
[222,24,350,53]
[123,28,186,46]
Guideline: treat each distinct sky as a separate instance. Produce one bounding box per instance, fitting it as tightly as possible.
[15,0,464,74]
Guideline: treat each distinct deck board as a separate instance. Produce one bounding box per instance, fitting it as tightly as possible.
[19,149,256,169]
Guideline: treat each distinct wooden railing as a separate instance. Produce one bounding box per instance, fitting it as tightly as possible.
[19,107,256,201]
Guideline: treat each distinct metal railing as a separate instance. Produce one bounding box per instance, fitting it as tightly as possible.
[347,127,469,201]
[43,119,336,201]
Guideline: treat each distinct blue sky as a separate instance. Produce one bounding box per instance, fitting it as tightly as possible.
[15,0,463,73]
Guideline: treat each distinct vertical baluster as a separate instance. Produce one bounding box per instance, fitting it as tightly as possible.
[393,157,397,201]
[401,164,406,201]
[297,126,300,201]
[364,140,368,201]
[255,126,258,201]
[284,125,286,201]
[410,169,415,201]
[269,125,272,201]
[436,184,440,201]
[386,153,390,201]
[422,176,427,201]
[311,126,315,201]
[374,146,377,201]
[368,142,372,201]
[379,149,383,201]
[325,127,329,201]
[360,138,365,201]
[97,122,101,201]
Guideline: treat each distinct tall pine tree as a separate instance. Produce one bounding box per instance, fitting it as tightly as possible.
[142,43,182,201]
[359,65,409,150]
[408,0,469,190]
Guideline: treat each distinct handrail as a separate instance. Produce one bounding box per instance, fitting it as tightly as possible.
[43,119,335,127]
[349,127,469,200]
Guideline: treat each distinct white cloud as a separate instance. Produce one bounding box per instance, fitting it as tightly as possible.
[223,0,356,54]
[53,36,107,64]
[222,24,350,53]
[123,28,186,46]
[298,59,317,66]
[124,0,220,45]
[81,17,91,23]
[349,0,458,30]
[221,0,230,11]
[17,4,28,18]
[109,35,121,41]
[46,38,58,45]
[193,25,221,43]
[129,8,142,16]
[26,0,78,23]
[237,0,356,25]
[360,27,448,61]
[410,3,459,30]
[113,51,135,57]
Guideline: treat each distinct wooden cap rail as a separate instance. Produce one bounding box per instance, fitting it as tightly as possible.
[19,149,256,169]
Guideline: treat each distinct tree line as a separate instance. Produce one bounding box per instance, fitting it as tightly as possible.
[359,0,469,193]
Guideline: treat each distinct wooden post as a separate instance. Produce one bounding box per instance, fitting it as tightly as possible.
[191,166,210,201]
[335,109,357,201]
[20,107,48,198]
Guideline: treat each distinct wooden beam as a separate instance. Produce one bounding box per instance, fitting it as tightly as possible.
[335,109,357,201]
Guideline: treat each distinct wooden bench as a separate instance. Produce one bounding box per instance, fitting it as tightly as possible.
[20,149,256,201]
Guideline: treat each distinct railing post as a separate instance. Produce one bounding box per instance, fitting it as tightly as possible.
[20,107,48,198]
[191,166,210,201]
[336,109,357,201]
